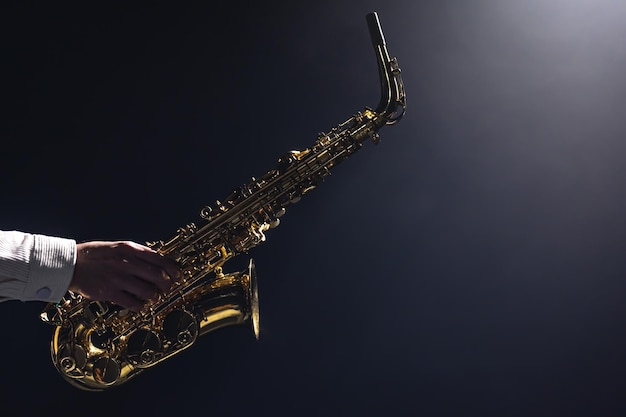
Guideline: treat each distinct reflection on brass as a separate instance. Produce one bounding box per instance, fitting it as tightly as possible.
[40,12,405,391]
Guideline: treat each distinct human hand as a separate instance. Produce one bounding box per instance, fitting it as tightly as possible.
[68,241,181,312]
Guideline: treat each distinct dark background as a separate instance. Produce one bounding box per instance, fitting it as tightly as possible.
[1,1,626,416]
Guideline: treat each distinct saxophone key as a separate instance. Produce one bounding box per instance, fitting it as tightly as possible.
[200,206,213,219]
[91,357,121,386]
[125,329,163,367]
[162,309,199,348]
[58,344,87,376]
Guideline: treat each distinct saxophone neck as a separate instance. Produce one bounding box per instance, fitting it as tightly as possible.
[366,12,406,127]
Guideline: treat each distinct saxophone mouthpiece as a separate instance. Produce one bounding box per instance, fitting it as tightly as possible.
[366,12,386,48]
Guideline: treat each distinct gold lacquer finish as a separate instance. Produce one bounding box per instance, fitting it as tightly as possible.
[40,12,405,390]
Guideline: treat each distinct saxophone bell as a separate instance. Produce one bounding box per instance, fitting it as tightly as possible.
[196,258,260,340]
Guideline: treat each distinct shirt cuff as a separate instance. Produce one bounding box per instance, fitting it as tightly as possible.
[23,234,77,302]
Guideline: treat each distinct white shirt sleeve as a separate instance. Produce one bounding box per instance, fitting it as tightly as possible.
[0,230,76,303]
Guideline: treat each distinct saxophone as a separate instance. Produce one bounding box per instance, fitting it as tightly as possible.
[40,12,406,391]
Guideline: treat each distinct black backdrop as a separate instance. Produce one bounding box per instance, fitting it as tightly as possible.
[2,1,626,416]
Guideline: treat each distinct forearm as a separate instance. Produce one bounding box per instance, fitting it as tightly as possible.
[0,230,76,303]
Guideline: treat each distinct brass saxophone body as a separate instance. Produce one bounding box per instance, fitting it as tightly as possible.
[40,12,406,391]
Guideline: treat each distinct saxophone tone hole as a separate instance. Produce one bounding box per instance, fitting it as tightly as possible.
[89,328,115,350]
